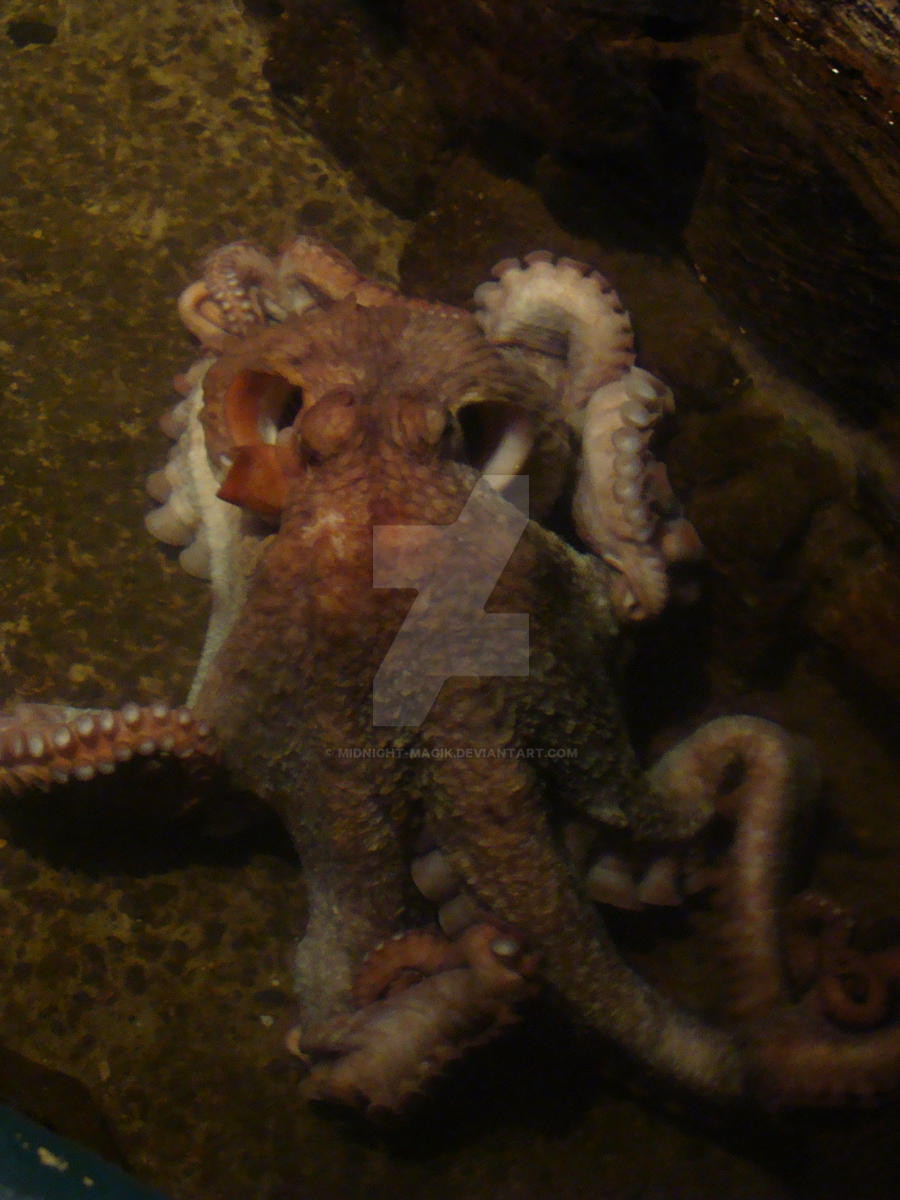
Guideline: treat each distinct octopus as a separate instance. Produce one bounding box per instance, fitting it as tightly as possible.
[2,234,900,1117]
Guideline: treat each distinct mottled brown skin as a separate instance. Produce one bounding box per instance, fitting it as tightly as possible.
[189,299,743,1105]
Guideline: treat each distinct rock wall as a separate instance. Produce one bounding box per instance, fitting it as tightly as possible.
[266,0,900,419]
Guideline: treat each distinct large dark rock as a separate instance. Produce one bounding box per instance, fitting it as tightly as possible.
[266,0,900,418]
[265,0,736,231]
[264,1,442,216]
[687,1,900,419]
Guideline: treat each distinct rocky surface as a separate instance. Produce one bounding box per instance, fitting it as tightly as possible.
[268,0,900,419]
[691,0,900,420]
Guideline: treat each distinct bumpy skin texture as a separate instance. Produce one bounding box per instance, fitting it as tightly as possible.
[3,236,900,1116]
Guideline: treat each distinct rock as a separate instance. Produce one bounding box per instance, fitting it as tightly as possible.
[668,406,843,680]
[687,1,900,419]
[801,504,900,708]
[264,1,442,216]
[267,0,900,416]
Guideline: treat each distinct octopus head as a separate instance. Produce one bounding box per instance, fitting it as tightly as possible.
[200,297,572,527]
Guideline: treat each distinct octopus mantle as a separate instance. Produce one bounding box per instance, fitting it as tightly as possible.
[2,235,899,1116]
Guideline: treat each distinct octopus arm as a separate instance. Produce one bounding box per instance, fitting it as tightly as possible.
[419,688,747,1102]
[641,715,900,1105]
[0,702,215,795]
[267,743,423,1031]
[293,924,538,1115]
[682,717,900,1105]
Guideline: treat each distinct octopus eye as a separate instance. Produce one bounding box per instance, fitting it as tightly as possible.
[299,389,359,461]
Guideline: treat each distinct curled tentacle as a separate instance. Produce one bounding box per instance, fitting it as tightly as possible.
[274,233,401,312]
[574,366,703,619]
[644,716,821,1020]
[783,892,900,1030]
[659,715,900,1105]
[474,251,635,416]
[178,234,470,361]
[352,928,469,1005]
[288,923,540,1115]
[177,242,282,350]
[408,718,900,1107]
[275,232,472,323]
[0,702,216,795]
[474,253,701,620]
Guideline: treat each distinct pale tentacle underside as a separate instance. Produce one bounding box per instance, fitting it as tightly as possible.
[474,251,636,415]
[475,252,702,619]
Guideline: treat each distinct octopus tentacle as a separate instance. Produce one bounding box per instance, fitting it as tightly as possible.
[176,235,389,356]
[747,1019,900,1106]
[289,923,540,1115]
[643,716,820,1020]
[783,892,900,1030]
[177,242,282,350]
[177,245,283,354]
[474,251,635,415]
[660,715,900,1105]
[181,234,471,347]
[409,846,493,936]
[474,253,701,620]
[352,928,469,1005]
[275,233,469,323]
[274,233,401,312]
[0,702,215,795]
[581,846,686,910]
[573,366,703,619]
[145,376,216,559]
[413,714,900,1106]
[419,736,748,1102]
